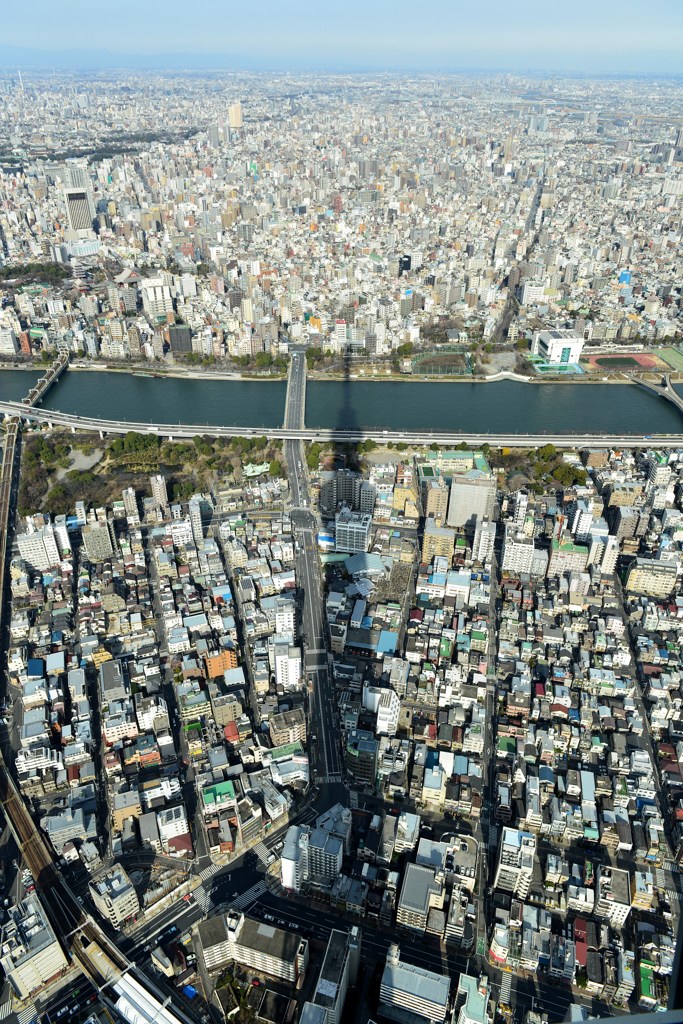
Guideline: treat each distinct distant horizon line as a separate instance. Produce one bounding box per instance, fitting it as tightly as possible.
[0,42,681,78]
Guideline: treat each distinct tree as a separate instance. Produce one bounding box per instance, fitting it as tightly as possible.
[269,460,283,478]
[537,443,557,461]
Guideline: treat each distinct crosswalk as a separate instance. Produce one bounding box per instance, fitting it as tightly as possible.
[500,972,512,1006]
[16,1006,37,1024]
[253,842,270,865]
[190,884,212,913]
[0,997,11,1021]
[198,862,222,884]
[230,880,267,911]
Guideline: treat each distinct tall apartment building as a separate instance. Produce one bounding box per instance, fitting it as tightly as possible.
[17,521,61,571]
[421,517,455,564]
[335,510,372,554]
[228,101,243,129]
[501,523,535,575]
[224,911,309,983]
[300,928,361,1024]
[82,521,115,562]
[424,478,449,525]
[121,487,140,526]
[0,895,69,999]
[281,825,343,891]
[150,474,169,509]
[472,519,496,564]
[493,827,536,899]
[379,944,451,1024]
[547,537,589,578]
[89,865,140,927]
[446,471,496,529]
[626,557,678,598]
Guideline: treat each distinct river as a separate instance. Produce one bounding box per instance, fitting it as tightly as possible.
[0,370,682,435]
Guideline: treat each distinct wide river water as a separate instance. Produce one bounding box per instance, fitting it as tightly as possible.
[0,370,682,435]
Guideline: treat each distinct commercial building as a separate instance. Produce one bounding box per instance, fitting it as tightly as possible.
[344,729,378,786]
[89,865,140,927]
[0,895,69,999]
[379,944,450,1024]
[532,328,585,365]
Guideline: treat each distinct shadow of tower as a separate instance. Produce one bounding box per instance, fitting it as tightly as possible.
[333,348,361,472]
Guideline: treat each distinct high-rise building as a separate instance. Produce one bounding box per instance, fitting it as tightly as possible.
[501,523,534,575]
[121,487,140,526]
[493,827,536,898]
[379,944,450,1024]
[335,510,372,554]
[454,975,492,1024]
[228,101,243,129]
[89,865,140,927]
[150,474,169,509]
[424,478,449,525]
[472,519,496,564]
[447,471,496,529]
[64,187,94,235]
[17,520,61,571]
[300,928,361,1024]
[421,517,455,563]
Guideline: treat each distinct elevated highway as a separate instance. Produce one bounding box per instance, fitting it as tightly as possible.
[1,398,682,447]
[633,373,683,418]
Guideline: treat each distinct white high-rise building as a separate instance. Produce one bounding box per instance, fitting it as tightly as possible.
[17,519,61,571]
[122,487,140,526]
[150,474,169,509]
[501,523,534,575]
[335,509,371,554]
[472,519,496,564]
[493,827,536,898]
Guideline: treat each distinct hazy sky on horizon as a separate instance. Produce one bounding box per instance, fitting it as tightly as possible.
[2,0,683,73]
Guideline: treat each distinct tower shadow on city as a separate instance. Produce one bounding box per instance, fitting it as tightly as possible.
[333,349,361,473]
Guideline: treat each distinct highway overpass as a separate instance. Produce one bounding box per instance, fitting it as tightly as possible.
[1,398,681,448]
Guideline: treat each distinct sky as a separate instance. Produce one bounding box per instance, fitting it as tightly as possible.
[1,0,682,74]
